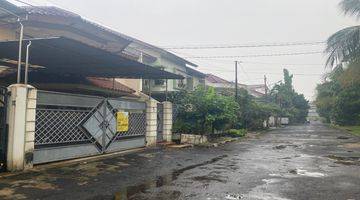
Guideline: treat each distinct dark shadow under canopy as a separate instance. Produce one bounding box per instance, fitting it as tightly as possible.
[0,37,183,79]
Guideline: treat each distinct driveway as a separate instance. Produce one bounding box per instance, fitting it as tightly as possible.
[0,121,359,200]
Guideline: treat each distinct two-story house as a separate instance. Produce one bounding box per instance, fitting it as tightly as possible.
[120,36,206,101]
[0,5,205,100]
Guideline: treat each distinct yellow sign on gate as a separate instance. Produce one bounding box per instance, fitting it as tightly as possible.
[116,112,129,132]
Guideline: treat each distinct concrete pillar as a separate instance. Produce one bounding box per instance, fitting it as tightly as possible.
[145,99,157,146]
[7,84,37,171]
[162,101,173,142]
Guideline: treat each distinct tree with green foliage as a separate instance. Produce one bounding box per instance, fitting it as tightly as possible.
[270,69,310,124]
[171,87,239,135]
[235,88,280,130]
[326,0,360,67]
[316,62,360,125]
[316,0,360,125]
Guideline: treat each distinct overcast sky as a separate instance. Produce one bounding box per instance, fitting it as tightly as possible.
[10,0,358,100]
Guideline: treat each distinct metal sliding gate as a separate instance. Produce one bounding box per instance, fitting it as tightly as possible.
[34,91,146,164]
[157,103,164,142]
[0,87,8,172]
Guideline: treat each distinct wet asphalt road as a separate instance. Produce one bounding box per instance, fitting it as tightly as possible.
[0,122,359,200]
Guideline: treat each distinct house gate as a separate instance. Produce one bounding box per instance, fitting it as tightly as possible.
[157,103,164,142]
[34,91,146,164]
[0,87,8,172]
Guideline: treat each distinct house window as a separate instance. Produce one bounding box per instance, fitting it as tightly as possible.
[177,79,185,88]
[153,65,166,86]
[155,79,165,86]
[186,77,194,90]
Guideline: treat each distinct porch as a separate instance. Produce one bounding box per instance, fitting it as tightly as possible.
[0,37,178,171]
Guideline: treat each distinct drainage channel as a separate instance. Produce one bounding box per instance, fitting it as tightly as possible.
[114,155,228,200]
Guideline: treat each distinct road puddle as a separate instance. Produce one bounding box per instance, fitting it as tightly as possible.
[225,193,243,200]
[192,175,227,183]
[289,169,325,177]
[262,178,282,184]
[327,155,360,166]
[337,136,350,140]
[114,155,227,200]
[274,144,299,150]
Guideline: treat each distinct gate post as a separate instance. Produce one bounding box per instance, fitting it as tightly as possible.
[162,101,173,142]
[7,84,37,171]
[146,99,157,146]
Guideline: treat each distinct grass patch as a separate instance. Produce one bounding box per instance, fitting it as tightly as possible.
[226,129,247,138]
[335,125,360,137]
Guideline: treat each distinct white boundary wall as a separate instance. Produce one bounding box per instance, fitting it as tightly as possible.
[7,84,37,171]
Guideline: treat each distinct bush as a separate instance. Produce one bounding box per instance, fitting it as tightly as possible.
[332,84,360,125]
[315,63,360,125]
[171,87,239,135]
[227,129,247,137]
[235,89,281,130]
[269,69,310,124]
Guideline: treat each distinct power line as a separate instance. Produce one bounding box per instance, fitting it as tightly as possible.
[161,41,325,50]
[240,61,324,66]
[169,49,326,66]
[183,51,323,59]
[199,68,324,76]
[238,61,251,80]
[169,50,326,69]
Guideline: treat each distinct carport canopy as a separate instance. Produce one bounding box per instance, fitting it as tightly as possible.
[0,37,183,79]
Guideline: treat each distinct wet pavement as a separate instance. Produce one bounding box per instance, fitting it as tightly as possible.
[0,121,359,200]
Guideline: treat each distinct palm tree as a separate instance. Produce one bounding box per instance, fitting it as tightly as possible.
[326,0,360,67]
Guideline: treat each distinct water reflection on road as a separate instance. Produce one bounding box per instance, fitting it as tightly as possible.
[114,155,227,200]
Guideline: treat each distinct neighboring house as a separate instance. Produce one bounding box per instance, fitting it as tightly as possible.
[205,73,236,89]
[243,84,269,98]
[0,5,186,98]
[0,5,205,101]
[205,74,268,98]
[120,35,206,100]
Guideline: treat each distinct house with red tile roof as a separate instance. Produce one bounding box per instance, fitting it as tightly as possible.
[205,74,268,98]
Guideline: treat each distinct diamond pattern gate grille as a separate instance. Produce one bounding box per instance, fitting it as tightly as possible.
[35,91,147,158]
[116,113,146,139]
[35,108,93,146]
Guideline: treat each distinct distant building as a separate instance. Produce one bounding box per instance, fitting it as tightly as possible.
[243,84,269,98]
[308,103,319,117]
[205,74,268,97]
[205,74,235,89]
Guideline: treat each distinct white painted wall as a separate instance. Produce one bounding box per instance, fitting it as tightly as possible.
[7,84,37,171]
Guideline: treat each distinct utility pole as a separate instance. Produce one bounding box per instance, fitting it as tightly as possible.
[264,75,268,96]
[235,61,238,100]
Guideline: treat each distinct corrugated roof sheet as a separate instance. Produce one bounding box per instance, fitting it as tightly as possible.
[0,0,26,18]
[186,67,206,78]
[21,5,197,67]
[24,6,80,18]
[0,37,184,79]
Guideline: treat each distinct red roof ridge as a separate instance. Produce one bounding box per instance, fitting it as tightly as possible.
[205,74,230,84]
[87,77,135,94]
